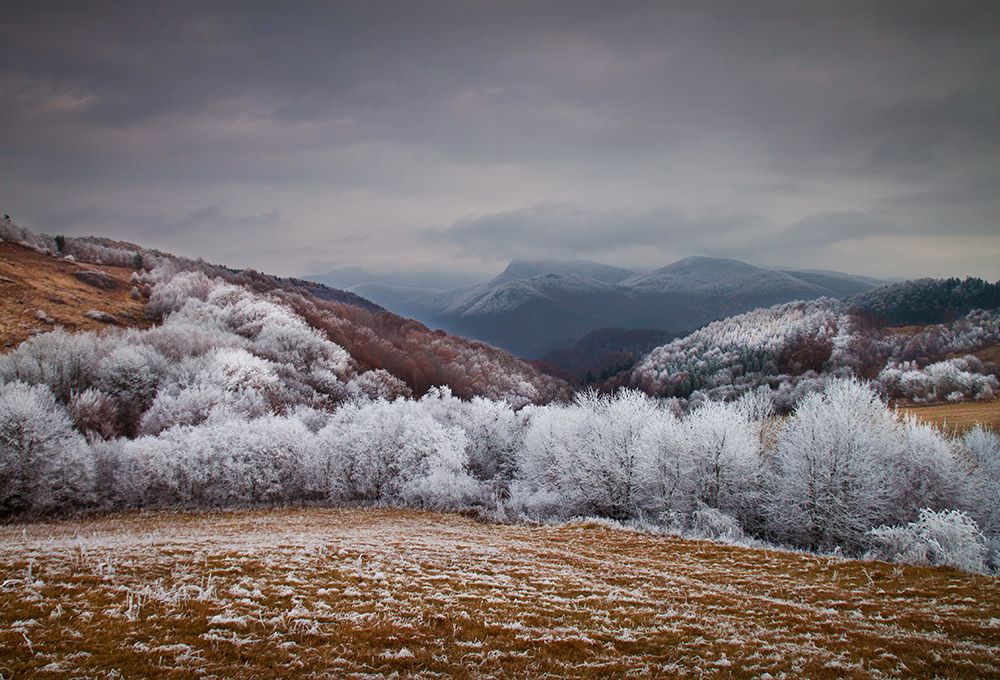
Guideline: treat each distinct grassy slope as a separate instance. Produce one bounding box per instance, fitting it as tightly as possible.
[902,400,1000,433]
[0,241,149,349]
[1,508,998,678]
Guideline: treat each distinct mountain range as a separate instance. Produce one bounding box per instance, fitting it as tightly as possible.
[311,256,886,358]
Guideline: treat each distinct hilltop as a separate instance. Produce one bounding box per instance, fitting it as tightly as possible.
[626,297,1000,411]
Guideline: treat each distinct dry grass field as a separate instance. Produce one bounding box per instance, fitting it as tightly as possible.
[0,241,149,349]
[1,508,998,679]
[902,399,1000,433]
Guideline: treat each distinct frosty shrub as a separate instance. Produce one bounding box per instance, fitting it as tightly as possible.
[99,416,318,508]
[767,379,896,552]
[683,400,761,522]
[878,357,999,403]
[0,328,105,402]
[417,388,523,482]
[0,382,95,514]
[517,390,665,520]
[962,425,1000,539]
[316,399,478,509]
[67,388,119,441]
[689,507,745,542]
[346,369,412,401]
[868,509,988,573]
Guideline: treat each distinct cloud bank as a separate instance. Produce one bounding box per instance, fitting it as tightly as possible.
[1,1,997,278]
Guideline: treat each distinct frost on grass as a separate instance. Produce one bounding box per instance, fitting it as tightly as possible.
[1,507,999,679]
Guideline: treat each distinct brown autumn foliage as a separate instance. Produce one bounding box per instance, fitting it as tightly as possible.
[275,289,571,402]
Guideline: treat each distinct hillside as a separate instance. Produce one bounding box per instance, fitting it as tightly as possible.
[904,401,1000,434]
[850,277,1000,325]
[0,240,152,349]
[1,507,998,678]
[0,219,568,405]
[537,327,680,383]
[626,297,1000,411]
[3,218,999,581]
[349,256,886,358]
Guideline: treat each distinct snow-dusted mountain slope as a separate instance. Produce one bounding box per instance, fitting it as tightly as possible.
[316,256,886,358]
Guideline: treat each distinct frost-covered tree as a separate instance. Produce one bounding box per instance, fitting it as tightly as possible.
[94,435,183,509]
[0,382,95,515]
[884,416,967,526]
[346,369,412,401]
[96,344,168,436]
[517,390,673,520]
[684,400,762,524]
[67,388,119,441]
[101,416,318,508]
[418,388,523,483]
[962,425,1000,540]
[168,416,315,506]
[0,328,105,402]
[767,379,896,552]
[638,407,692,521]
[316,399,477,509]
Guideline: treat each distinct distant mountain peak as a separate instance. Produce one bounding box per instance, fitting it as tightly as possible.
[326,253,887,358]
[655,255,766,275]
[497,258,634,284]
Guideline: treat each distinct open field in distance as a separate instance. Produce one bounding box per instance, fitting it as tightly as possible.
[1,507,998,678]
[901,399,1000,433]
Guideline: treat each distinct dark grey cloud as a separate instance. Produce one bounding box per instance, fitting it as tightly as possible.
[777,212,892,248]
[427,204,765,263]
[0,1,998,279]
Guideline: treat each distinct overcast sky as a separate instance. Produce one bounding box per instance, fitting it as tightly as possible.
[2,1,998,279]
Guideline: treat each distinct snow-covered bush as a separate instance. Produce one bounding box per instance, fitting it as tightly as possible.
[868,509,988,573]
[99,416,318,508]
[96,344,169,436]
[878,357,998,403]
[962,425,1000,541]
[0,382,95,514]
[684,400,761,522]
[884,417,967,525]
[766,379,897,552]
[0,328,105,402]
[316,399,478,509]
[67,388,118,441]
[689,507,745,542]
[517,390,665,520]
[418,388,523,482]
[346,369,412,401]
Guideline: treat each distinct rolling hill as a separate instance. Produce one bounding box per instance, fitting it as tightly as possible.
[623,285,1000,411]
[0,217,569,404]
